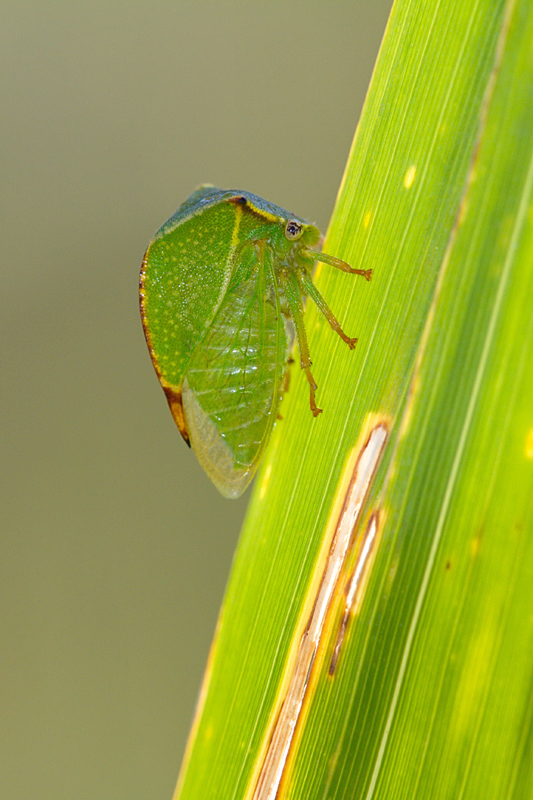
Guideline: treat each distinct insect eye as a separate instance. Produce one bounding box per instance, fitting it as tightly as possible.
[285,220,303,240]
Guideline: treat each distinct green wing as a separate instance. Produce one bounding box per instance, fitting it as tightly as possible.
[182,248,288,498]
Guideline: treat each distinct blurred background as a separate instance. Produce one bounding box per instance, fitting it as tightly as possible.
[0,2,392,798]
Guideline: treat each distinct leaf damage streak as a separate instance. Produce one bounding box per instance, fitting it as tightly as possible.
[251,421,388,800]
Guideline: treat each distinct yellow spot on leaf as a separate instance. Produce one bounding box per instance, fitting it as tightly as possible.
[259,463,272,499]
[363,210,372,228]
[449,625,495,747]
[526,428,533,459]
[403,165,417,189]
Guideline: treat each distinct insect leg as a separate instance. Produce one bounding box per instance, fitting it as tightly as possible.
[280,269,323,417]
[282,356,295,393]
[260,243,294,421]
[302,248,372,280]
[298,270,357,349]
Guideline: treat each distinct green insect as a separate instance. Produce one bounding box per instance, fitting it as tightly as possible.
[140,186,371,498]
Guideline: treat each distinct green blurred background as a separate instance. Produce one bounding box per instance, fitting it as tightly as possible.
[0,2,391,798]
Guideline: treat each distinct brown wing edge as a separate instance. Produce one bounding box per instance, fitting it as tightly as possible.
[162,385,190,447]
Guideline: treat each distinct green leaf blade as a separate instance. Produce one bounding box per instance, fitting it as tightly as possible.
[289,2,533,798]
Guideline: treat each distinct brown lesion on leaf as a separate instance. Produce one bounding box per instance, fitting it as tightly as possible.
[329,509,382,675]
[250,416,389,800]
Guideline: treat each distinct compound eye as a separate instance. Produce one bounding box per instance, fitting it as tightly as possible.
[285,219,304,241]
